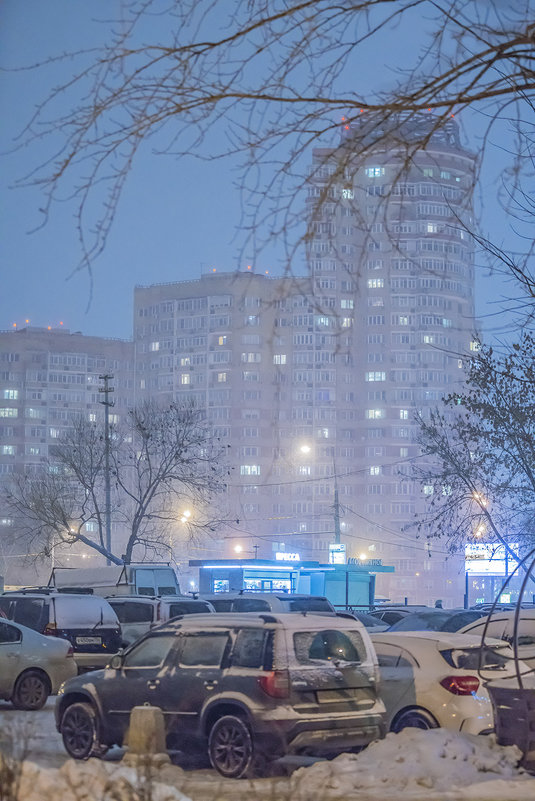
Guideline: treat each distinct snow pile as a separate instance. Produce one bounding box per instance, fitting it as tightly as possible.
[8,757,193,801]
[291,729,534,800]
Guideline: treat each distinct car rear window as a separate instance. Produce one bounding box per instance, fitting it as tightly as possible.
[441,644,513,670]
[54,597,118,627]
[294,629,366,665]
[167,601,212,616]
[110,601,154,624]
[287,598,333,613]
[232,598,271,612]
[210,598,234,612]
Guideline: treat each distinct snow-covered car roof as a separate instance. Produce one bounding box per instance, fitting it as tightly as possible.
[156,611,367,631]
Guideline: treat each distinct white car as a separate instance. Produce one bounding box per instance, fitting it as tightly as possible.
[458,609,535,670]
[0,618,77,710]
[370,631,523,735]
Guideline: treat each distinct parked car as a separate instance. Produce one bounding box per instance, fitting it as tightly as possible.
[0,589,122,672]
[199,592,336,614]
[106,595,215,645]
[56,612,386,777]
[458,609,535,669]
[0,618,77,709]
[368,606,430,627]
[387,609,486,632]
[336,610,389,631]
[370,631,524,734]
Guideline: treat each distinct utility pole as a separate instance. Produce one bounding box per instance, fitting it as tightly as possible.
[98,374,114,565]
[332,448,341,544]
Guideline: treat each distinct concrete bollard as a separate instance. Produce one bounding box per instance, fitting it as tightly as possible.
[123,705,170,767]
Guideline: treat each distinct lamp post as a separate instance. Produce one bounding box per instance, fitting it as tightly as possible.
[98,374,114,565]
[299,442,341,545]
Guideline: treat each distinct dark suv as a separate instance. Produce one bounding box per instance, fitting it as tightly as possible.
[56,612,385,777]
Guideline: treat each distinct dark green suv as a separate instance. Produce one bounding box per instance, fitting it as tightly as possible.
[55,612,385,778]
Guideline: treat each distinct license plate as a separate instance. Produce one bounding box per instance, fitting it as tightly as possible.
[316,688,368,703]
[76,636,102,645]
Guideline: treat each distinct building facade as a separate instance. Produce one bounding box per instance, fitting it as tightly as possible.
[0,327,134,585]
[134,115,477,605]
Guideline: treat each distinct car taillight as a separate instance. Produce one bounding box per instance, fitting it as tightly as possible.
[258,670,290,698]
[44,623,58,636]
[440,675,479,695]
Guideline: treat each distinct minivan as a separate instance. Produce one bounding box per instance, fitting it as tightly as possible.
[199,592,337,614]
[106,595,215,645]
[0,589,122,672]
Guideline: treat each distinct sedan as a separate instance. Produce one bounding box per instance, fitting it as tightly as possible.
[458,609,535,669]
[387,609,485,632]
[370,631,523,735]
[0,618,77,710]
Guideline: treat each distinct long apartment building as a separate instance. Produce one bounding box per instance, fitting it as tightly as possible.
[0,326,134,585]
[134,114,477,605]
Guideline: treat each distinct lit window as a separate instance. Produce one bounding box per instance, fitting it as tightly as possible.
[423,485,434,495]
[298,465,311,476]
[0,408,18,418]
[399,409,409,420]
[150,341,160,351]
[365,167,385,177]
[273,355,287,365]
[180,374,191,385]
[88,413,97,422]
[470,341,480,352]
[423,168,433,177]
[399,316,409,325]
[2,390,18,400]
[342,188,354,199]
[423,335,435,344]
[341,318,353,328]
[217,372,227,383]
[367,278,384,289]
[340,299,354,309]
[366,409,385,419]
[400,447,408,457]
[218,335,227,345]
[1,445,15,455]
[440,170,451,179]
[240,465,261,476]
[180,357,191,366]
[427,223,438,233]
[369,466,382,475]
[365,372,386,382]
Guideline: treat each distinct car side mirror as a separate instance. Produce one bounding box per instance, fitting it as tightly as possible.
[109,653,123,670]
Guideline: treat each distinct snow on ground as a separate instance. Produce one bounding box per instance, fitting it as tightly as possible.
[2,728,535,801]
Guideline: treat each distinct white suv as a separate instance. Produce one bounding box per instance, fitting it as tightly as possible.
[107,595,215,645]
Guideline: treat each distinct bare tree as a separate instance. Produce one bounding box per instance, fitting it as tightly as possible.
[12,0,535,278]
[412,333,535,574]
[3,401,228,566]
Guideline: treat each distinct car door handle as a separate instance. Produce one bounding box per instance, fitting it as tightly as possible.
[203,680,218,689]
[147,679,160,690]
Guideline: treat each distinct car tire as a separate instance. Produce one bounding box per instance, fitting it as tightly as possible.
[11,670,50,711]
[391,707,439,733]
[60,702,106,760]
[208,714,255,779]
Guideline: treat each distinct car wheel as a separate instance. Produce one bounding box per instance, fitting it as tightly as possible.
[208,715,255,779]
[391,707,439,733]
[12,670,50,710]
[60,702,106,760]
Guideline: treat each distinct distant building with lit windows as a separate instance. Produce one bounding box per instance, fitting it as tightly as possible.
[0,326,134,584]
[134,114,477,606]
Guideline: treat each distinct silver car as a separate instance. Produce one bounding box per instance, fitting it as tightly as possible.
[0,618,77,710]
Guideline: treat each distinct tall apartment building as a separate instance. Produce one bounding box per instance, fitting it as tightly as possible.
[134,114,476,605]
[0,327,134,585]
